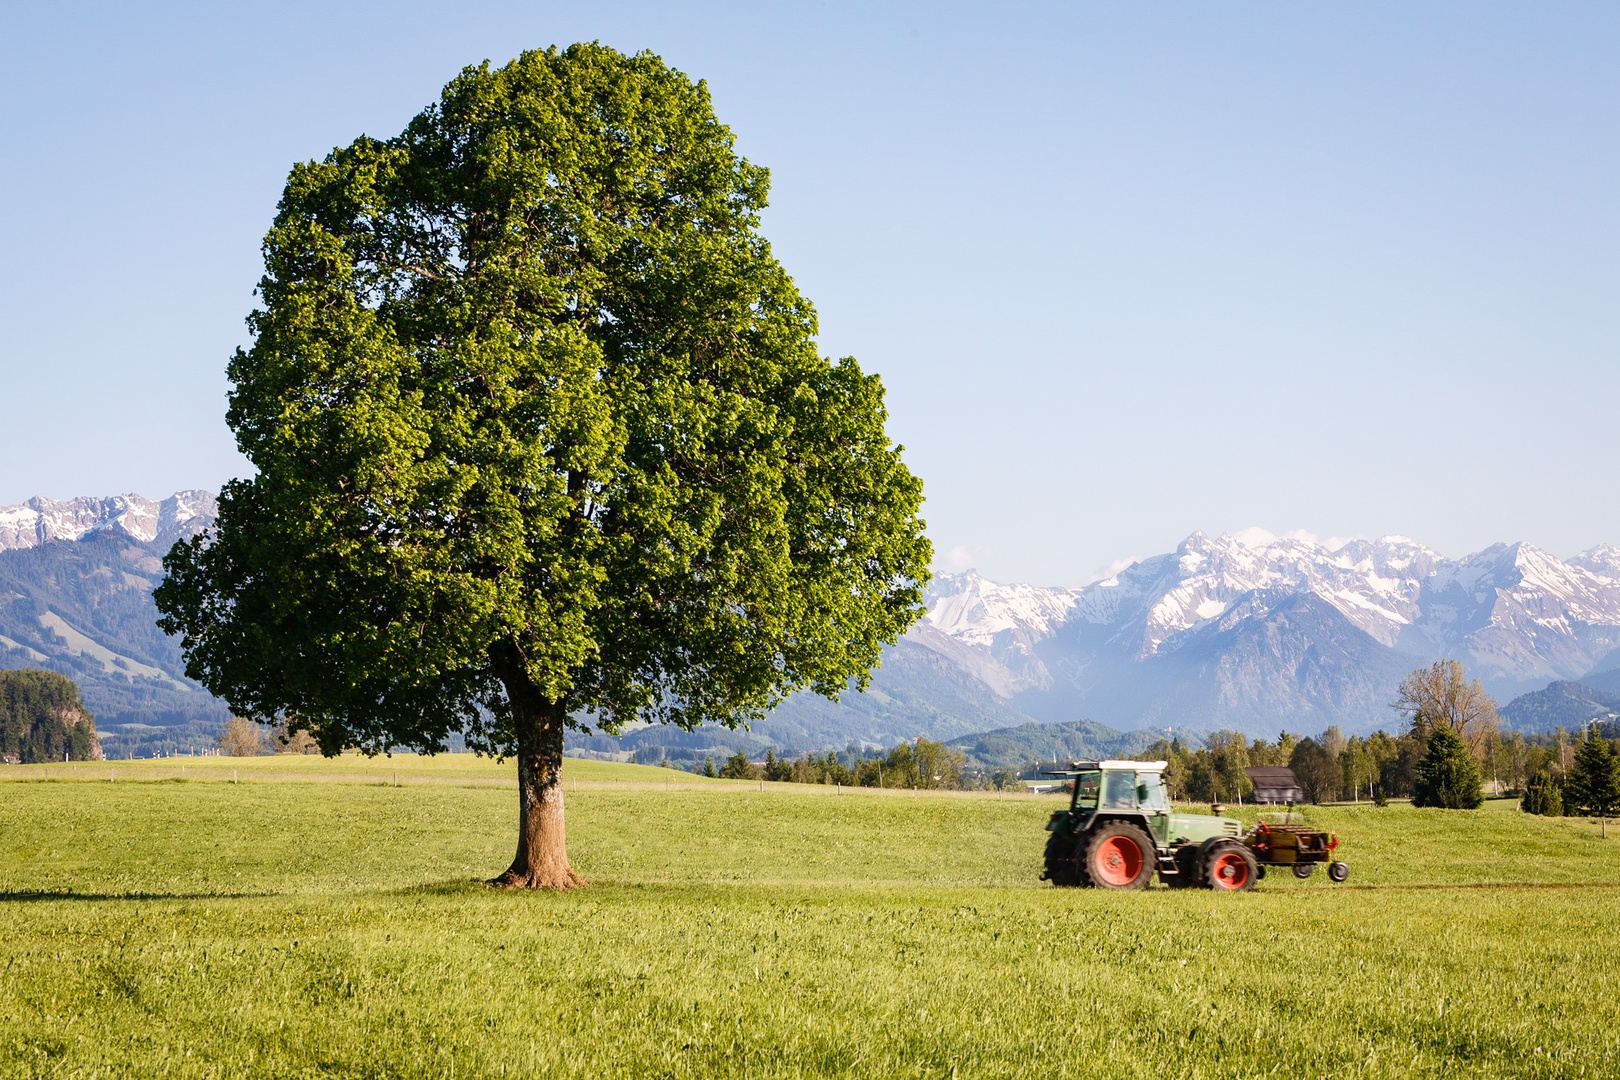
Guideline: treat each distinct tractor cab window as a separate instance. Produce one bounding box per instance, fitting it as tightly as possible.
[1072,771,1101,811]
[1136,772,1168,812]
[1101,770,1137,809]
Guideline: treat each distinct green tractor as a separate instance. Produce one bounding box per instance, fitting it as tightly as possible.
[1040,760,1347,891]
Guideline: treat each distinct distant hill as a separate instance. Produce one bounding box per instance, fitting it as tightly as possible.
[946,719,1206,770]
[1500,680,1620,734]
[1580,668,1620,697]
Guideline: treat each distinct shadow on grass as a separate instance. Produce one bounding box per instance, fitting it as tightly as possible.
[0,889,285,903]
[389,879,500,896]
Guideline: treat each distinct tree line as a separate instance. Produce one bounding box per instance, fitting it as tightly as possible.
[1140,660,1620,815]
[675,737,1025,791]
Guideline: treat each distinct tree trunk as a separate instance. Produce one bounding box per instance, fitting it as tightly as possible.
[492,664,583,889]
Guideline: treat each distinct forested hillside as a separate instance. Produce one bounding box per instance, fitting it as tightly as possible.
[0,669,102,763]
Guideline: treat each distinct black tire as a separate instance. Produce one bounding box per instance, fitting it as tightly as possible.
[1203,841,1259,892]
[1082,821,1155,891]
[1292,862,1315,879]
[1328,860,1349,882]
[1042,832,1081,887]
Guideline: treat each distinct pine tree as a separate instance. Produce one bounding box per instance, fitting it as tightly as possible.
[1565,735,1620,816]
[1520,770,1563,817]
[1412,726,1484,809]
[719,749,756,780]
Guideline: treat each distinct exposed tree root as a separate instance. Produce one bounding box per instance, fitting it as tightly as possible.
[487,867,587,890]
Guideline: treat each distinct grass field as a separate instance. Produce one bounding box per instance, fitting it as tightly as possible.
[3,755,1619,1078]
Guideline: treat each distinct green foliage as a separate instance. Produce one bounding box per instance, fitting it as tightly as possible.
[1289,738,1341,803]
[856,737,969,790]
[0,670,99,764]
[1521,769,1563,817]
[990,767,1020,791]
[1565,736,1620,817]
[153,43,930,759]
[720,749,760,780]
[762,750,792,782]
[790,751,854,786]
[701,755,718,778]
[1413,726,1484,809]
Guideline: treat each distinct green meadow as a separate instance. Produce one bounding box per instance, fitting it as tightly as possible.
[3,756,1619,1078]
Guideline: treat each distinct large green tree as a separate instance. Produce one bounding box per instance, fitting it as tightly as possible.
[154,45,931,888]
[1564,735,1620,817]
[1411,726,1484,809]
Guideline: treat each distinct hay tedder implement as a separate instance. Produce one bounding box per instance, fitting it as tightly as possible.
[1040,761,1348,891]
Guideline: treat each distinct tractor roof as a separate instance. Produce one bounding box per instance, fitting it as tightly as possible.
[1066,760,1168,772]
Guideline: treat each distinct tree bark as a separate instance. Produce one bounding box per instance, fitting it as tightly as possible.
[492,662,583,889]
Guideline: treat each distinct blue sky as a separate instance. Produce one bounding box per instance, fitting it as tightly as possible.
[2,2,1616,585]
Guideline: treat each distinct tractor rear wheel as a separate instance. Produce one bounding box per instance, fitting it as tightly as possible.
[1203,842,1258,892]
[1042,833,1081,887]
[1083,822,1154,890]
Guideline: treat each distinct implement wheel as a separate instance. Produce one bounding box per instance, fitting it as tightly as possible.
[1203,842,1258,892]
[1042,833,1080,887]
[1084,822,1154,890]
[1292,862,1315,879]
[1328,861,1349,883]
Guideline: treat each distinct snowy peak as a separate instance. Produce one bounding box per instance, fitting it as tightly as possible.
[924,570,1076,648]
[1569,543,1620,580]
[0,491,217,552]
[1414,541,1620,683]
[1077,529,1443,654]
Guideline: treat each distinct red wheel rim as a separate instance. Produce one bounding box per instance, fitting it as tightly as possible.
[1211,852,1249,890]
[1093,836,1142,885]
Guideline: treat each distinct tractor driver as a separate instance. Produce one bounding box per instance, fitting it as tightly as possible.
[1101,770,1137,809]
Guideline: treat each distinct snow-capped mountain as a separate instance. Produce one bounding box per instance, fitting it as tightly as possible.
[912,530,1620,735]
[0,491,216,552]
[1071,531,1446,655]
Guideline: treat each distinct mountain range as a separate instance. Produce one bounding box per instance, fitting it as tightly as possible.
[893,531,1620,738]
[3,492,1618,752]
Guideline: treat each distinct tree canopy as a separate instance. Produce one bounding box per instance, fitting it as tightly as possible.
[1395,661,1499,759]
[154,44,931,886]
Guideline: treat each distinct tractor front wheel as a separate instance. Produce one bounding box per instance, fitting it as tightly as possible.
[1203,842,1258,892]
[1084,822,1155,890]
